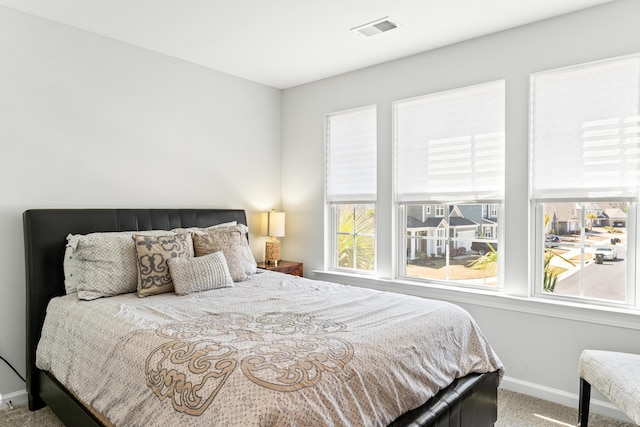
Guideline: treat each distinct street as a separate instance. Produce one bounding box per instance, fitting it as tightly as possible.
[553,246,627,302]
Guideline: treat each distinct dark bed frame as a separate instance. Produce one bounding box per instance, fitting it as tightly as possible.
[24,208,499,427]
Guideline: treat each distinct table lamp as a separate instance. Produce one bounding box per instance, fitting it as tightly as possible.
[261,209,285,265]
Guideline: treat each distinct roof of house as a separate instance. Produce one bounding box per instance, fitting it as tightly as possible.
[407,216,477,229]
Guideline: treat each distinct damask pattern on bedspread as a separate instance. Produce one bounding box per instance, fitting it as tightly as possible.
[145,312,354,415]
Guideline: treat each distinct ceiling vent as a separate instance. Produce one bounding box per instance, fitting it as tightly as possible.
[351,17,400,37]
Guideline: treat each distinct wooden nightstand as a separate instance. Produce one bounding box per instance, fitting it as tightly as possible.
[257,261,303,277]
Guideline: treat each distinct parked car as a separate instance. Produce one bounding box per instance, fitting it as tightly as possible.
[593,247,617,261]
[471,241,498,255]
[545,235,560,247]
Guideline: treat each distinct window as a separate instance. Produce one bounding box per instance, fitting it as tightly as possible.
[490,204,498,218]
[334,204,375,270]
[536,201,631,303]
[531,54,640,306]
[403,203,500,286]
[326,105,377,272]
[395,80,505,287]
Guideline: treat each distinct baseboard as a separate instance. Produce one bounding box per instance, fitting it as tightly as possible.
[500,375,634,423]
[0,389,27,411]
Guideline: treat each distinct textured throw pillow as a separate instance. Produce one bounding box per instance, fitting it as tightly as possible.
[192,226,249,282]
[133,233,194,297]
[168,251,233,295]
[173,222,256,275]
[67,230,173,300]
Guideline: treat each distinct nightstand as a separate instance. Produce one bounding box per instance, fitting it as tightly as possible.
[257,261,303,277]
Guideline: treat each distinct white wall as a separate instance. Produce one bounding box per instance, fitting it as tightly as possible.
[0,6,282,400]
[281,0,640,421]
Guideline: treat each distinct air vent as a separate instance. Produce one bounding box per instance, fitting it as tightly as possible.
[351,17,400,37]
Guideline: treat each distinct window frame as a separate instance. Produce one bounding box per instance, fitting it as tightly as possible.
[325,105,377,274]
[531,200,638,308]
[529,53,640,309]
[392,79,506,289]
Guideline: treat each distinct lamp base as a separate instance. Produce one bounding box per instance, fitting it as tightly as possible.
[265,239,281,265]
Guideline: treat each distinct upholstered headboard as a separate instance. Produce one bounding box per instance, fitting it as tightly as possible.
[23,208,247,409]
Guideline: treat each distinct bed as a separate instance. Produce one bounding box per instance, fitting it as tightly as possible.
[24,208,503,426]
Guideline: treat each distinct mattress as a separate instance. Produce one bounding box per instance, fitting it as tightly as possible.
[36,270,503,426]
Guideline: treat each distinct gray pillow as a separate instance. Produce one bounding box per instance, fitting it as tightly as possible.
[173,222,256,275]
[67,230,173,300]
[168,251,233,295]
[63,243,81,294]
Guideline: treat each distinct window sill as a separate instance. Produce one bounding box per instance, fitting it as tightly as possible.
[312,270,640,331]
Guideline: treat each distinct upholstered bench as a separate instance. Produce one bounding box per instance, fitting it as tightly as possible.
[578,349,640,426]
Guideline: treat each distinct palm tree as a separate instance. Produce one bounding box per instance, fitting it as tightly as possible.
[586,212,597,231]
[337,205,375,270]
[468,243,498,284]
[542,212,575,292]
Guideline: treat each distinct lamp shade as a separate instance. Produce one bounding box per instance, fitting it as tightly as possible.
[260,210,285,237]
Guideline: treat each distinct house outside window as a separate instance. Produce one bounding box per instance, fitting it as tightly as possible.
[395,80,505,287]
[530,54,640,306]
[326,105,377,272]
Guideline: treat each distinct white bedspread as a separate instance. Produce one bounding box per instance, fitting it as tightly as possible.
[37,271,503,426]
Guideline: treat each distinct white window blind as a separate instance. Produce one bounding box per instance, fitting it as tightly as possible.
[395,80,505,202]
[326,105,377,202]
[531,54,640,200]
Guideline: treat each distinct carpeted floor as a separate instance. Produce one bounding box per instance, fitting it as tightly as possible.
[0,389,635,426]
[496,389,635,427]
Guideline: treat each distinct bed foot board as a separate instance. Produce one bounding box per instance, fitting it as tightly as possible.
[35,371,103,427]
[389,371,499,427]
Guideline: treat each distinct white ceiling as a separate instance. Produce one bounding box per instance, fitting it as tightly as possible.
[0,0,613,89]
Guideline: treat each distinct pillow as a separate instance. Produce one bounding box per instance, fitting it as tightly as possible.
[63,243,80,294]
[173,222,256,275]
[168,251,233,295]
[67,230,173,300]
[233,224,258,275]
[132,233,194,297]
[192,226,249,282]
[172,221,237,236]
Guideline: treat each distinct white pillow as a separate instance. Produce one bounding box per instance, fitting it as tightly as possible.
[63,243,80,294]
[168,251,233,295]
[231,224,257,275]
[171,221,237,236]
[65,230,173,300]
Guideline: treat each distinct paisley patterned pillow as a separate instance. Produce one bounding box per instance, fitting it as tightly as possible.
[132,233,194,297]
[192,226,248,282]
